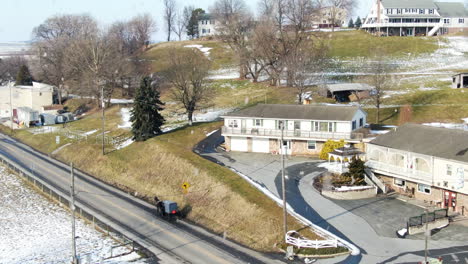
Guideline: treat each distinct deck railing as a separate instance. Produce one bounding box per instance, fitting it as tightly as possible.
[365,160,433,184]
[222,126,363,141]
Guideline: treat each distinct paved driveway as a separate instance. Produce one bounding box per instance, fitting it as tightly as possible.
[198,133,468,263]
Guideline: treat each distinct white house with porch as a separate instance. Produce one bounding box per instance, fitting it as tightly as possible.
[221,104,367,156]
[366,123,468,216]
[0,82,54,119]
[362,0,468,36]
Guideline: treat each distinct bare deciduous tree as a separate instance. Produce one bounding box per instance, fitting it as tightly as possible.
[173,10,187,41]
[0,56,28,84]
[129,13,156,50]
[163,0,177,42]
[165,49,212,125]
[211,0,255,79]
[367,50,395,123]
[31,14,98,104]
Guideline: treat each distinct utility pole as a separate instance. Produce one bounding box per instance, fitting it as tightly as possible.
[9,81,13,130]
[101,86,105,155]
[70,163,78,264]
[424,208,429,263]
[280,121,288,236]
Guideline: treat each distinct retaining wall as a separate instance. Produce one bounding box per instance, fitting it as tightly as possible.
[322,186,377,200]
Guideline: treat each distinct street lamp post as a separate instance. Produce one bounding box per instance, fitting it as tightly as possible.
[9,81,13,130]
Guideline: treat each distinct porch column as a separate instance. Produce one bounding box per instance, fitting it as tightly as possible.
[413,27,415,36]
[400,27,402,36]
[387,27,389,36]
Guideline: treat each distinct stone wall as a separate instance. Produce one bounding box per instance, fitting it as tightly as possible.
[291,140,323,155]
[322,187,377,200]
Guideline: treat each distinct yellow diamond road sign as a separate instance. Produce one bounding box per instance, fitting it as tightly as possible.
[182,182,190,190]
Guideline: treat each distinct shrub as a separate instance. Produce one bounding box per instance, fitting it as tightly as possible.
[319,139,345,160]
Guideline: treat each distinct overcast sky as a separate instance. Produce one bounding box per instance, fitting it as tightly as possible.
[0,0,446,42]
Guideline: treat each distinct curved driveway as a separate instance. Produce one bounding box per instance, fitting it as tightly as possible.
[198,130,468,263]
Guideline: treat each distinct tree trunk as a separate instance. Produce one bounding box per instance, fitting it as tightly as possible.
[57,88,63,105]
[188,110,193,126]
[376,106,380,124]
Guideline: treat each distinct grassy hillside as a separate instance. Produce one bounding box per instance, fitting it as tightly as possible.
[327,30,440,58]
[0,106,322,252]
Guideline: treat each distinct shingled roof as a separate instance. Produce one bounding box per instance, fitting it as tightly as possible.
[382,0,437,9]
[370,123,468,163]
[435,2,468,18]
[223,104,363,121]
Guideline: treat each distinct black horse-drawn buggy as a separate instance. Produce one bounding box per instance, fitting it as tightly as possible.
[154,197,179,221]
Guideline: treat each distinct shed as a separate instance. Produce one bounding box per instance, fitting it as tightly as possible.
[325,83,374,102]
[452,73,468,89]
[16,107,40,127]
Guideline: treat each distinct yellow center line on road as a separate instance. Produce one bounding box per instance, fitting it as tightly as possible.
[0,142,233,264]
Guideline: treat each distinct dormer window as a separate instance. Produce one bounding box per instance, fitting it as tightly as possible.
[419,9,424,14]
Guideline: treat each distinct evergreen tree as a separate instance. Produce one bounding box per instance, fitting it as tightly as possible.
[15,65,33,85]
[343,156,366,185]
[186,8,205,39]
[355,17,362,28]
[348,18,354,28]
[131,77,165,141]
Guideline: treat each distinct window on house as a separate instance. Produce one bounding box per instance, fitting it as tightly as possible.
[277,120,285,130]
[444,19,450,24]
[459,18,465,24]
[359,118,363,127]
[443,181,448,187]
[294,121,300,130]
[397,9,402,14]
[228,120,238,128]
[254,119,263,127]
[314,121,319,132]
[394,178,406,187]
[352,121,357,130]
[39,92,42,96]
[320,122,328,132]
[447,164,452,176]
[202,29,206,33]
[307,141,316,150]
[418,184,431,194]
[419,9,424,14]
[429,9,434,14]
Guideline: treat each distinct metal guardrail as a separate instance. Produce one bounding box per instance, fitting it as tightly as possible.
[408,209,448,227]
[222,126,363,141]
[0,153,153,262]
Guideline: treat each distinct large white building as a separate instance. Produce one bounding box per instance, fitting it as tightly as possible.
[366,124,468,216]
[221,104,367,155]
[362,0,468,36]
[0,82,54,118]
[198,14,218,37]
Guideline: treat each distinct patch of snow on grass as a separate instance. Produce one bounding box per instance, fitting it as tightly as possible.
[84,129,98,135]
[118,107,132,129]
[110,98,133,104]
[116,137,134,149]
[0,165,146,264]
[208,68,239,80]
[194,108,233,122]
[206,130,218,137]
[184,44,212,57]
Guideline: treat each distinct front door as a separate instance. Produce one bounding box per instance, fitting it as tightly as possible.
[444,190,457,211]
[279,140,292,155]
[241,119,246,133]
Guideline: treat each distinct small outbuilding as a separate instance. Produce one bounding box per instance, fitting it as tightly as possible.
[323,83,374,102]
[452,73,468,89]
[16,107,40,127]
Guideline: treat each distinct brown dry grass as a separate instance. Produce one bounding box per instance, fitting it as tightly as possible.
[1,109,322,251]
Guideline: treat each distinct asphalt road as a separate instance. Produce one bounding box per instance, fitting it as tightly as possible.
[0,132,286,264]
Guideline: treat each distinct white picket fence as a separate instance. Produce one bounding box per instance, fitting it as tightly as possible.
[285,231,338,249]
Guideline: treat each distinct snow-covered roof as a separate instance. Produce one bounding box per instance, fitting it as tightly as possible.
[326,83,374,93]
[0,81,54,92]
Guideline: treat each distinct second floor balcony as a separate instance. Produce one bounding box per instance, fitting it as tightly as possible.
[222,126,363,141]
[365,160,433,185]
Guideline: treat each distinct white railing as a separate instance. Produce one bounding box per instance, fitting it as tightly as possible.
[222,126,363,141]
[366,160,432,184]
[285,231,338,249]
[362,22,440,28]
[364,168,387,193]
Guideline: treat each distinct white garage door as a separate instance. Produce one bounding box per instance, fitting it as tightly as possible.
[252,138,269,153]
[230,137,248,152]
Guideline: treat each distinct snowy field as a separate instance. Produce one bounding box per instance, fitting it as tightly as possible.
[0,42,30,58]
[0,165,147,264]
